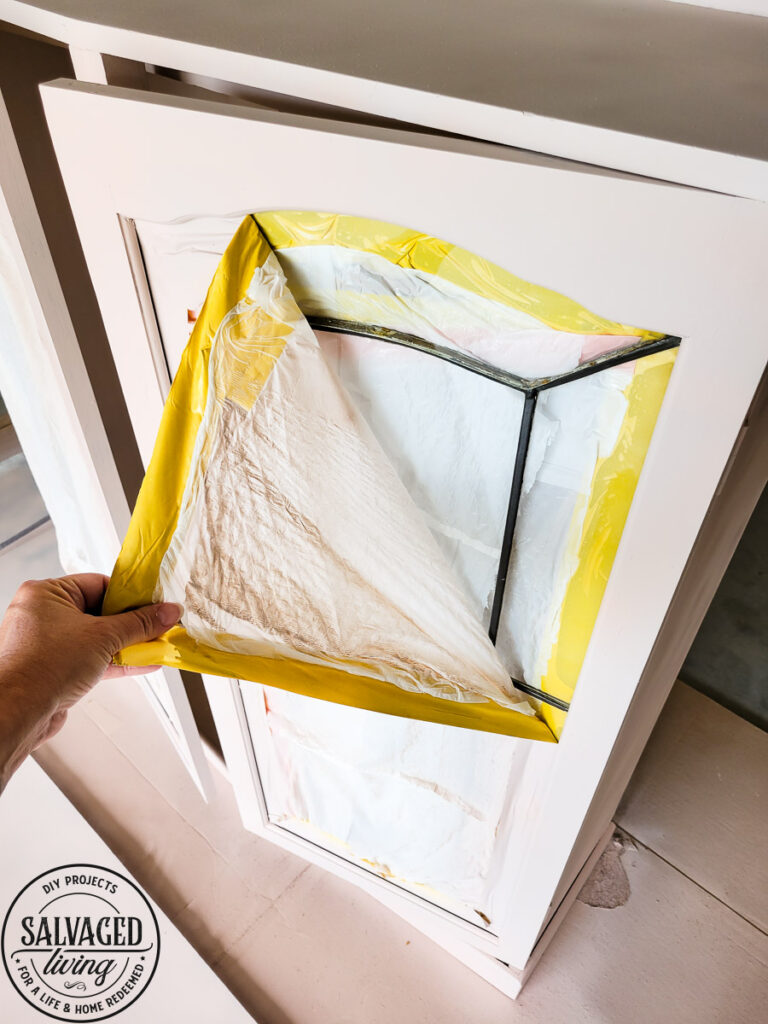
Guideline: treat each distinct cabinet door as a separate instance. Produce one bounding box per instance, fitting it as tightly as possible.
[41,79,767,973]
[0,92,211,799]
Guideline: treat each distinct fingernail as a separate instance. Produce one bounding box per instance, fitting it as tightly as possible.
[157,602,183,627]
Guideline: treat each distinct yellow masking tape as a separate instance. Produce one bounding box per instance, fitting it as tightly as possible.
[256,210,661,341]
[103,217,271,613]
[539,349,677,737]
[116,629,556,741]
[104,211,675,742]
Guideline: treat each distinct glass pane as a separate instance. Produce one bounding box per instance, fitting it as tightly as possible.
[135,213,663,385]
[241,681,528,925]
[315,329,522,626]
[497,363,634,684]
[130,211,675,922]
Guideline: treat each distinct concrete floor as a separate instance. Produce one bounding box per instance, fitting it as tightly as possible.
[682,485,768,730]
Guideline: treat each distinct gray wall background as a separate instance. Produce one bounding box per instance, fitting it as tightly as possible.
[682,487,767,731]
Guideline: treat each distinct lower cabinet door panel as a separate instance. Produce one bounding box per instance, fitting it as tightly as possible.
[41,78,768,971]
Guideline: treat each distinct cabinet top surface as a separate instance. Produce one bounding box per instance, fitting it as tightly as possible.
[3,0,768,163]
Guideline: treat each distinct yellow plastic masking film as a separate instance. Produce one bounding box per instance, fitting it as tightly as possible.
[103,217,270,610]
[256,211,662,341]
[539,349,677,737]
[104,211,674,741]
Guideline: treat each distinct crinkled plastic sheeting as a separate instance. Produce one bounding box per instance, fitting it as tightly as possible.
[106,212,676,743]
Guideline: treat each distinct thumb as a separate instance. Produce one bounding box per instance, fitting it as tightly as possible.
[98,602,183,653]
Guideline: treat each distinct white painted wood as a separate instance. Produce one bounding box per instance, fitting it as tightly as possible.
[617,682,768,932]
[0,95,125,560]
[69,45,168,90]
[38,80,768,974]
[140,670,213,795]
[496,359,767,969]
[520,822,616,983]
[68,45,108,84]
[0,91,212,799]
[666,0,768,16]
[201,676,266,835]
[2,0,768,199]
[386,821,616,1000]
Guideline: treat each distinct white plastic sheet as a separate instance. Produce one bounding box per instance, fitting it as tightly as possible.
[133,214,645,919]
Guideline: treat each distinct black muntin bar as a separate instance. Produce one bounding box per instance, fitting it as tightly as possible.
[308,315,530,391]
[309,315,681,395]
[532,333,681,392]
[487,391,537,644]
[309,316,680,714]
[510,679,570,713]
[0,516,51,553]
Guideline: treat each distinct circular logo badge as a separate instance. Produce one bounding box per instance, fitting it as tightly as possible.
[2,864,160,1022]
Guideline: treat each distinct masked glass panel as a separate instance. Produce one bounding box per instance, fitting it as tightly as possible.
[114,211,677,921]
[315,329,523,627]
[243,683,527,924]
[498,364,634,688]
[131,212,676,725]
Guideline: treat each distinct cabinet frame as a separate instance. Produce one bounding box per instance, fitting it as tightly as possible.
[3,0,768,200]
[40,78,768,972]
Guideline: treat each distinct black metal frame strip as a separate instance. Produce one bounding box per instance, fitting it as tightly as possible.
[308,315,527,389]
[487,391,537,643]
[510,679,571,713]
[534,333,681,392]
[309,315,681,395]
[309,315,681,714]
[0,516,51,553]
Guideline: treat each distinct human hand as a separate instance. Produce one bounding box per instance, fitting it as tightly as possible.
[0,573,182,790]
